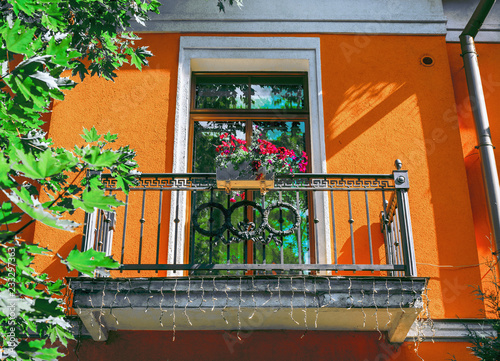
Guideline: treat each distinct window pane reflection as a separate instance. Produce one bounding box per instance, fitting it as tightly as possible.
[195,77,248,109]
[192,121,246,172]
[251,77,305,110]
[254,121,307,154]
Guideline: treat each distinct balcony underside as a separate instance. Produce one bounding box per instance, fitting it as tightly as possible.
[69,276,427,343]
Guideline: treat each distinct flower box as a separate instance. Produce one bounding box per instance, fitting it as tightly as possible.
[216,161,274,193]
[214,131,308,194]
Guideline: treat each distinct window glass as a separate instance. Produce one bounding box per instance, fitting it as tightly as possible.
[253,121,309,266]
[251,77,305,110]
[190,74,311,273]
[192,121,246,173]
[195,77,248,109]
[254,121,306,153]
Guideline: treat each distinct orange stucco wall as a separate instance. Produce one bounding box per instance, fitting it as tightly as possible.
[62,330,477,361]
[321,35,482,319]
[32,34,181,279]
[35,34,484,325]
[447,42,500,285]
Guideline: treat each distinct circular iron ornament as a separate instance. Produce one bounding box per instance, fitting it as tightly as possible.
[192,202,229,237]
[262,202,301,237]
[227,200,266,241]
[192,200,302,246]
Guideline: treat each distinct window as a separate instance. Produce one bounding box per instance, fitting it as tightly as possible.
[168,36,331,271]
[189,73,313,271]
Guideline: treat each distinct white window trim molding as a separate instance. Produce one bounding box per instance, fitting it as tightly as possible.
[168,36,331,270]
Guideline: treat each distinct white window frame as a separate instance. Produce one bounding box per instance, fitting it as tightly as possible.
[168,36,331,270]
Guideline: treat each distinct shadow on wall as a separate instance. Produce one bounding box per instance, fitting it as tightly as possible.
[322,35,483,318]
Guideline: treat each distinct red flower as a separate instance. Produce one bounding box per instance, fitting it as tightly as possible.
[251,160,261,171]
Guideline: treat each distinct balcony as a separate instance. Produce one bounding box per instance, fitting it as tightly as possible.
[69,163,427,343]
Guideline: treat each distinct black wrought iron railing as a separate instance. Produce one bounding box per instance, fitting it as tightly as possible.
[81,162,417,277]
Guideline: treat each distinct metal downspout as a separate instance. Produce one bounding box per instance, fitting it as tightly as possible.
[459,0,500,256]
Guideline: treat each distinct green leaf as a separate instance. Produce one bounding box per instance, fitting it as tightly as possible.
[73,188,123,213]
[16,339,65,360]
[70,59,89,82]
[33,298,65,318]
[0,18,37,55]
[11,148,74,179]
[61,248,120,276]
[30,70,62,89]
[9,0,35,16]
[3,188,79,231]
[103,131,118,143]
[82,147,121,167]
[47,324,73,347]
[0,230,16,241]
[0,156,17,189]
[129,49,143,70]
[45,35,82,67]
[18,282,46,298]
[25,243,51,255]
[81,126,100,143]
[46,279,65,295]
[0,202,23,225]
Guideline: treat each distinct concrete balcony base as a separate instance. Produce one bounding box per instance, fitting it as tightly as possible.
[69,276,427,343]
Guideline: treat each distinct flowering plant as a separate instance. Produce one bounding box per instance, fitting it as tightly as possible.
[215,132,308,178]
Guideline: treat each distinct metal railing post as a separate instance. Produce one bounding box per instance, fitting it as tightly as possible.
[393,160,417,277]
[80,170,102,252]
[380,199,396,277]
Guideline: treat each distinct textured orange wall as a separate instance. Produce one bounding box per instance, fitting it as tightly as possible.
[62,330,477,361]
[34,34,482,319]
[447,42,500,284]
[32,34,180,279]
[321,35,481,318]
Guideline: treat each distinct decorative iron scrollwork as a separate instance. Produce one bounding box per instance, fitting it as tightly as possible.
[192,200,301,246]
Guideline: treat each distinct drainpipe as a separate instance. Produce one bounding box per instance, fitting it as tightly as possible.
[459,0,500,257]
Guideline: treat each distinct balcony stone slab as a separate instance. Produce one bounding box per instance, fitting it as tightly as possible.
[69,276,427,343]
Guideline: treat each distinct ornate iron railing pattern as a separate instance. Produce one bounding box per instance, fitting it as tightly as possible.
[84,164,416,276]
[101,173,395,191]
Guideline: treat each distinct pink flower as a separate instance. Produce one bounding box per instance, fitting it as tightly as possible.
[230,198,236,203]
[299,160,307,172]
